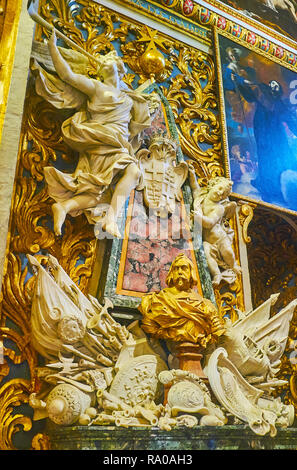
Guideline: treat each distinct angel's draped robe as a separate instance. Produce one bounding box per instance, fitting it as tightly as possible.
[33,60,152,223]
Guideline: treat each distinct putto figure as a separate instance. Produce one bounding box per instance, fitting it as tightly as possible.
[188,166,241,286]
[34,31,158,238]
[138,253,225,348]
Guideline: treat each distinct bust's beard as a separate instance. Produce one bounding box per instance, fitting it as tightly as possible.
[174,277,191,291]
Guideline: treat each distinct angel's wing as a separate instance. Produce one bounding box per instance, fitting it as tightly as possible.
[31,40,90,75]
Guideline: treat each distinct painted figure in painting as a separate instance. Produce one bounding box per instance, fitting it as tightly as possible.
[188,167,241,286]
[223,46,256,91]
[34,31,157,238]
[222,46,256,132]
[222,0,297,41]
[240,0,297,22]
[139,253,225,347]
[231,75,297,209]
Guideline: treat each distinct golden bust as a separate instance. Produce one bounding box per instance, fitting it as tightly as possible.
[138,253,225,348]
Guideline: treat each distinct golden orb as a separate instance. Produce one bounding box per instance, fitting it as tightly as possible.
[139,46,166,75]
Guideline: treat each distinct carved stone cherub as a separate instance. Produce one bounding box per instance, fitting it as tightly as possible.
[188,164,241,286]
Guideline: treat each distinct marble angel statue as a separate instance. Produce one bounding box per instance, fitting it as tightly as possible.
[188,164,241,286]
[33,31,159,238]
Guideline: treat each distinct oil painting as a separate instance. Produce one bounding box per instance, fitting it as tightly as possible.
[215,31,297,213]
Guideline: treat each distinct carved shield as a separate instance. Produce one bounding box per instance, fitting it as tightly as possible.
[136,137,188,217]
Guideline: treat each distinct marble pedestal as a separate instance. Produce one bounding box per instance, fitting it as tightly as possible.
[46,422,297,450]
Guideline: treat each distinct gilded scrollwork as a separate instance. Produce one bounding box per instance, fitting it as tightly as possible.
[0,0,23,143]
[21,92,70,180]
[238,203,257,245]
[31,433,51,450]
[0,379,33,450]
[1,253,38,379]
[162,55,222,178]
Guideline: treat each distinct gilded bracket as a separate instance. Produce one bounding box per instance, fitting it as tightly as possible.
[238,201,257,244]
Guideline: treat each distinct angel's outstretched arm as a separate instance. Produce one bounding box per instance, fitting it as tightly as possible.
[48,30,95,99]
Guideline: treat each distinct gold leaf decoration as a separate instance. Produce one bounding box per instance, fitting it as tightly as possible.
[0,362,10,383]
[10,178,55,254]
[0,380,32,450]
[238,203,257,245]
[31,433,51,450]
[160,51,222,178]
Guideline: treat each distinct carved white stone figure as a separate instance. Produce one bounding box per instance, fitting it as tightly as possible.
[33,31,159,238]
[136,134,188,217]
[188,164,241,286]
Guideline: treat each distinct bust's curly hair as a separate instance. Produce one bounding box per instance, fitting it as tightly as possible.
[166,253,198,288]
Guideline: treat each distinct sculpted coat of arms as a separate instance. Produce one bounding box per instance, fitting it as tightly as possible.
[136,134,189,217]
